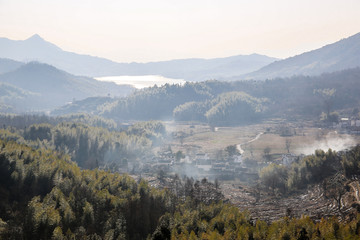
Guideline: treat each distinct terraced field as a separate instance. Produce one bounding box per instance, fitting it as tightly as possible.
[221,182,359,222]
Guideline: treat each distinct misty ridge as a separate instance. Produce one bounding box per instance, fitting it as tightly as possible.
[1,31,360,240]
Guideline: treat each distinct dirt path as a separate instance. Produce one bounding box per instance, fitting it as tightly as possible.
[237,132,263,154]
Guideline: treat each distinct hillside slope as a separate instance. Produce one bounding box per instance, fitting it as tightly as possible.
[0,62,134,111]
[241,32,360,80]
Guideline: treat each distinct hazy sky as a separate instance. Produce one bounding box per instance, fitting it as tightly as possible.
[1,0,359,62]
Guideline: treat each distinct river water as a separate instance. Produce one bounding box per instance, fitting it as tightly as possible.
[95,75,186,89]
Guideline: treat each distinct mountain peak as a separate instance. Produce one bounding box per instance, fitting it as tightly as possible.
[22,34,62,52]
[26,34,44,41]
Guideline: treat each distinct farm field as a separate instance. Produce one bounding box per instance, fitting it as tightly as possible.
[165,120,360,163]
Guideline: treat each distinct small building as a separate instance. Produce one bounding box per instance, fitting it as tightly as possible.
[282,154,305,166]
[180,156,192,164]
[340,118,350,128]
[212,161,226,172]
[282,154,297,166]
[197,164,212,172]
[232,155,243,164]
[195,153,210,165]
[351,119,360,127]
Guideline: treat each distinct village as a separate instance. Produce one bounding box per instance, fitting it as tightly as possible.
[103,114,360,185]
[134,145,306,183]
[148,114,360,180]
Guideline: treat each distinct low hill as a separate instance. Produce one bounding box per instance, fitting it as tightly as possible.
[240,32,360,80]
[0,58,23,74]
[0,82,39,112]
[0,62,134,111]
[51,97,116,116]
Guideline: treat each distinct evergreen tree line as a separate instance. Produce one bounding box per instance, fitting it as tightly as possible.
[260,145,360,195]
[0,139,169,239]
[0,120,166,169]
[173,91,268,126]
[0,113,118,130]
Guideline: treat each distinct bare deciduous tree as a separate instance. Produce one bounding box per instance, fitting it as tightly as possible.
[263,147,271,162]
[285,138,292,153]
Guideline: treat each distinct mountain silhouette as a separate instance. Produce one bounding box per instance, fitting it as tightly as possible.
[241,32,360,80]
[0,34,278,80]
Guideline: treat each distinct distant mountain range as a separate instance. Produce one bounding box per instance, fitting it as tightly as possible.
[1,32,360,82]
[238,32,360,80]
[1,32,360,114]
[0,34,278,81]
[0,62,134,112]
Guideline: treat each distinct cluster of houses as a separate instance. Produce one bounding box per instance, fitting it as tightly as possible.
[141,150,259,182]
[333,117,360,134]
[105,145,305,182]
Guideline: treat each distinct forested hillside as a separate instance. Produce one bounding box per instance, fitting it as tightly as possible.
[0,113,118,130]
[175,91,268,126]
[0,118,166,170]
[0,83,37,113]
[1,138,360,239]
[1,114,360,239]
[259,147,359,194]
[242,32,360,80]
[54,67,360,125]
[0,139,170,239]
